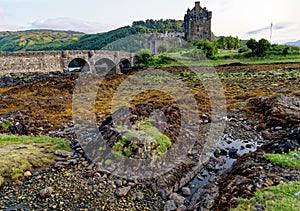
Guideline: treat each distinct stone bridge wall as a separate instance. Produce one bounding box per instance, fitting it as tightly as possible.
[0,50,135,75]
[0,51,63,75]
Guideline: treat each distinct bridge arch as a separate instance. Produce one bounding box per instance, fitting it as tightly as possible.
[94,58,117,74]
[118,58,132,74]
[68,58,90,72]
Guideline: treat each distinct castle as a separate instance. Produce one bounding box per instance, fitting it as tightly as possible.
[183,1,212,40]
[146,1,212,54]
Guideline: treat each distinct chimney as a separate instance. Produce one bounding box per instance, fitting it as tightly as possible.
[195,1,200,13]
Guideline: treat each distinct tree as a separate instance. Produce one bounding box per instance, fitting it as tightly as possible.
[246,38,271,57]
[190,40,217,58]
[282,47,289,56]
[246,38,258,52]
[215,36,242,50]
[256,38,271,57]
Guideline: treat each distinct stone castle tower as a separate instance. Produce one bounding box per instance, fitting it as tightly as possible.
[183,1,212,41]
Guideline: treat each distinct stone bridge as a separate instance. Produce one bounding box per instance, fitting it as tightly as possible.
[0,50,135,75]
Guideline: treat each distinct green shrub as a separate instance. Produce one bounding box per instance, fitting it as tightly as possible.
[135,49,154,66]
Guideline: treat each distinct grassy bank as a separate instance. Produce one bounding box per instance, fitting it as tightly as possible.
[233,151,300,210]
[0,134,71,185]
[165,51,300,67]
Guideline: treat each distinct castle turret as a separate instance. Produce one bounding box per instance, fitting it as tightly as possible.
[195,1,200,13]
[183,1,212,41]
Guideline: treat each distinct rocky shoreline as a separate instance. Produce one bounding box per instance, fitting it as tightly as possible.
[0,66,299,210]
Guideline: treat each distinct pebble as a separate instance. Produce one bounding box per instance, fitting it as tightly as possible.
[40,187,53,198]
[163,200,177,211]
[24,171,32,177]
[115,180,123,187]
[181,187,191,196]
[115,186,131,197]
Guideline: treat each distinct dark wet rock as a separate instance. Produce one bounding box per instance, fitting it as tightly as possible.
[9,120,28,135]
[68,159,78,165]
[248,95,300,128]
[228,148,238,158]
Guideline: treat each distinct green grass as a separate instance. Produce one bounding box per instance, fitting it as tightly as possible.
[0,134,71,151]
[0,134,71,182]
[0,120,12,129]
[233,152,300,210]
[233,182,300,211]
[164,50,300,67]
[264,151,300,170]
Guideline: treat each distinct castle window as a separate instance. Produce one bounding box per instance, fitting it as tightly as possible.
[197,26,201,32]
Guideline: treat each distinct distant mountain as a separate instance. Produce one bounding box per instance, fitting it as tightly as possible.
[0,19,183,52]
[286,40,300,47]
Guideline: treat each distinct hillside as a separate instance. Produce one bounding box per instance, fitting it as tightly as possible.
[0,19,183,52]
[0,30,84,51]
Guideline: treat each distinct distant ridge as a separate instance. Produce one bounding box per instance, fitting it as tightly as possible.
[19,29,86,35]
[286,40,300,47]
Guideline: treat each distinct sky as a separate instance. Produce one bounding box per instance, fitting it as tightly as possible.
[0,0,299,43]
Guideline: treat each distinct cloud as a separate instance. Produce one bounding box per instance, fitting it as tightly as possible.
[27,17,110,33]
[246,22,290,36]
[0,5,6,16]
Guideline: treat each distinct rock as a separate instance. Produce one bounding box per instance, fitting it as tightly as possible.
[115,186,131,197]
[169,192,186,206]
[181,187,191,196]
[10,121,28,135]
[54,150,73,158]
[163,200,177,211]
[228,148,238,158]
[96,192,102,198]
[54,161,70,168]
[177,204,187,211]
[23,171,32,177]
[40,187,53,198]
[55,157,67,162]
[115,180,123,187]
[107,180,116,189]
[159,189,171,200]
[68,159,78,165]
[261,130,273,140]
[14,180,23,186]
